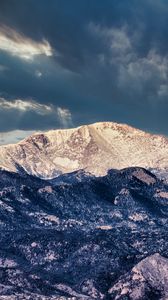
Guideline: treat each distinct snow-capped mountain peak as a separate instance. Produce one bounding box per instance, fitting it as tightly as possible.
[0,121,168,178]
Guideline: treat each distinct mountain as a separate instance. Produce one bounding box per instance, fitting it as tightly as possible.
[0,166,168,299]
[0,122,168,178]
[108,253,168,299]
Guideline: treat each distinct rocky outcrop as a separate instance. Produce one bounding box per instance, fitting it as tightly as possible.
[108,253,168,300]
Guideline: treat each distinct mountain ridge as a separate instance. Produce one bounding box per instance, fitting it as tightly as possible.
[0,166,168,298]
[0,121,168,178]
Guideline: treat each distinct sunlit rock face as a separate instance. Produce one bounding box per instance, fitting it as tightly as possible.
[0,166,168,299]
[1,121,168,178]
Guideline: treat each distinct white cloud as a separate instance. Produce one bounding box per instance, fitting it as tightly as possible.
[0,98,73,130]
[0,98,54,115]
[0,26,53,61]
[57,107,73,128]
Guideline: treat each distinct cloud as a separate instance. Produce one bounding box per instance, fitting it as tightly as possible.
[35,70,43,78]
[57,107,73,128]
[0,0,168,135]
[88,23,168,103]
[0,98,53,115]
[0,97,73,133]
[0,97,73,144]
[0,26,53,60]
[89,23,132,56]
[117,49,168,96]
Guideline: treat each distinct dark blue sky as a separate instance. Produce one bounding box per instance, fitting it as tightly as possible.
[0,0,168,143]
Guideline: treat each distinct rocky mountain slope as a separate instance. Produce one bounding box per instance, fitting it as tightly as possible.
[0,166,168,299]
[108,253,168,299]
[0,122,168,178]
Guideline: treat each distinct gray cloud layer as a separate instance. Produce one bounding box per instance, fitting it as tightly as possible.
[0,0,168,139]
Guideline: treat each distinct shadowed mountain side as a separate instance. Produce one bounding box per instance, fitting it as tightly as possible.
[0,167,168,299]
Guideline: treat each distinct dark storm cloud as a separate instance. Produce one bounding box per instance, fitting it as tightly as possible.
[0,0,168,139]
